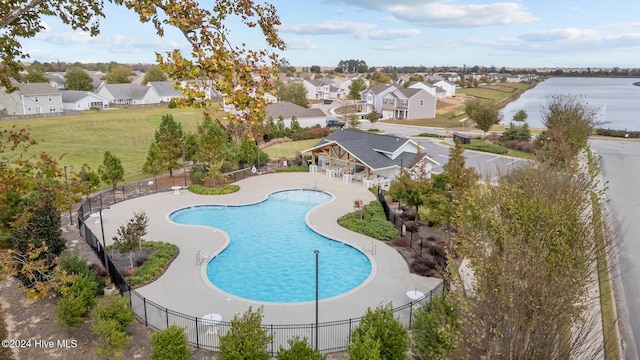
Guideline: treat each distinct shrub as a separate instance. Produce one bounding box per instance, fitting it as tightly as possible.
[412,293,461,360]
[277,336,325,360]
[275,165,308,173]
[125,241,178,287]
[92,296,135,333]
[416,133,445,139]
[290,127,331,141]
[463,141,509,155]
[219,306,272,360]
[338,201,399,241]
[348,303,408,360]
[92,318,130,359]
[55,274,98,331]
[501,122,531,141]
[502,140,537,154]
[58,252,105,295]
[187,184,240,195]
[150,325,192,360]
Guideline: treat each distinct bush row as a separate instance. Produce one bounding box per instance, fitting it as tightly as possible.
[339,201,399,241]
[126,241,179,287]
[187,184,240,195]
[463,142,509,155]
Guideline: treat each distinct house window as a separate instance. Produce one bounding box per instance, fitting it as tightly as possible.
[34,96,39,102]
[420,100,424,106]
[401,100,408,107]
[49,105,56,112]
[48,95,52,101]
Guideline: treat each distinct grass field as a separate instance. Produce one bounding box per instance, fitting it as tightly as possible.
[263,139,318,158]
[1,105,221,182]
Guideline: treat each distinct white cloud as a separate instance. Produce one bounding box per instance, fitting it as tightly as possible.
[520,28,601,42]
[287,38,318,50]
[280,21,376,35]
[355,28,421,40]
[327,0,538,27]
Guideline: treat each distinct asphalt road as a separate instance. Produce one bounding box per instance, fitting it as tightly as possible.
[590,138,640,360]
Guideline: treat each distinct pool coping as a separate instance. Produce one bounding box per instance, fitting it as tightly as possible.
[86,172,442,325]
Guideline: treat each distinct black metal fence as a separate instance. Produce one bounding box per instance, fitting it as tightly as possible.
[76,171,443,354]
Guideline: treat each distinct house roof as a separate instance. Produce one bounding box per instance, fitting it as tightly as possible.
[367,83,394,95]
[147,81,183,98]
[100,83,151,99]
[61,90,101,103]
[266,101,326,119]
[10,80,61,95]
[306,129,421,171]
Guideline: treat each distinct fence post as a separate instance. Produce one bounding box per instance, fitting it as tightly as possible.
[99,192,103,209]
[409,303,413,328]
[195,317,200,349]
[143,298,148,326]
[166,307,169,328]
[270,324,274,356]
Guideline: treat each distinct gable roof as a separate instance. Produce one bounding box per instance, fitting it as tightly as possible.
[147,81,183,97]
[10,80,61,95]
[367,83,394,95]
[266,101,326,118]
[99,83,152,99]
[60,90,101,102]
[306,129,420,171]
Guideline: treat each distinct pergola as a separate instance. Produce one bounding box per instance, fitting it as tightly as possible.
[306,141,373,180]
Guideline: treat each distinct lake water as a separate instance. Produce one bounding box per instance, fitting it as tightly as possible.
[500,78,640,131]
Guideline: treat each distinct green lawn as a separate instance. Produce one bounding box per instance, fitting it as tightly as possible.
[264,139,319,158]
[1,106,219,182]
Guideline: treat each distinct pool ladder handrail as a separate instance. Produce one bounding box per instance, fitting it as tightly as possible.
[196,250,210,265]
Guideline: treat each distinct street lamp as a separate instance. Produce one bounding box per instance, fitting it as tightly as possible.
[314,250,319,350]
[181,140,187,187]
[64,165,73,226]
[99,207,111,274]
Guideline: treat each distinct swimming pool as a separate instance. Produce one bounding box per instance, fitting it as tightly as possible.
[169,189,372,303]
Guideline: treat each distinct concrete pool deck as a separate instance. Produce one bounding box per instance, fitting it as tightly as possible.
[86,172,442,325]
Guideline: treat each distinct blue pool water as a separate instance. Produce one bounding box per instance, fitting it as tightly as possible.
[169,189,372,303]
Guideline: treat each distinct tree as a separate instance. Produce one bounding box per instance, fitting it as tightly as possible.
[112,211,149,269]
[65,66,94,91]
[348,304,408,360]
[104,64,132,83]
[154,114,184,177]
[77,163,101,195]
[367,110,379,129]
[277,337,325,360]
[512,109,528,123]
[143,65,168,85]
[348,77,367,102]
[55,274,98,331]
[540,94,602,154]
[310,65,321,74]
[150,325,192,360]
[279,82,310,108]
[142,142,165,178]
[449,164,603,359]
[412,294,461,360]
[195,116,230,183]
[23,68,48,83]
[219,306,272,360]
[388,171,432,220]
[98,151,125,189]
[464,99,502,135]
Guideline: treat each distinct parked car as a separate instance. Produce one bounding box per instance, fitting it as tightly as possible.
[326,118,346,128]
[323,99,333,104]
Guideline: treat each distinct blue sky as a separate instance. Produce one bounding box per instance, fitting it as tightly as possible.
[19,0,640,68]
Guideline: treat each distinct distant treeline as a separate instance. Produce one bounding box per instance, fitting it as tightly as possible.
[545,68,640,78]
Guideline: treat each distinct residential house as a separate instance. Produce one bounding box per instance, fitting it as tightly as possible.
[266,101,326,128]
[45,73,66,90]
[95,83,161,105]
[303,129,439,188]
[61,90,109,110]
[360,83,396,115]
[302,79,331,100]
[409,81,447,99]
[434,80,456,97]
[147,81,184,103]
[0,80,63,115]
[381,87,436,120]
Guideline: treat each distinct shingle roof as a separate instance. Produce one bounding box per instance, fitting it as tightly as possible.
[147,81,182,97]
[12,80,61,95]
[309,129,420,170]
[101,84,151,99]
[61,90,93,102]
[266,101,326,118]
[367,83,394,95]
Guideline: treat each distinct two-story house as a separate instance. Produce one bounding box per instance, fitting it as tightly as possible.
[302,79,331,100]
[95,83,161,105]
[380,87,436,120]
[0,80,63,115]
[360,84,396,115]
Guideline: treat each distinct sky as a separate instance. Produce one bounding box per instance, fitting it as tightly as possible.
[17,0,640,69]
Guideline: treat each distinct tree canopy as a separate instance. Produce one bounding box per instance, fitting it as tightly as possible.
[142,65,167,85]
[65,66,94,91]
[105,65,132,84]
[279,82,309,108]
